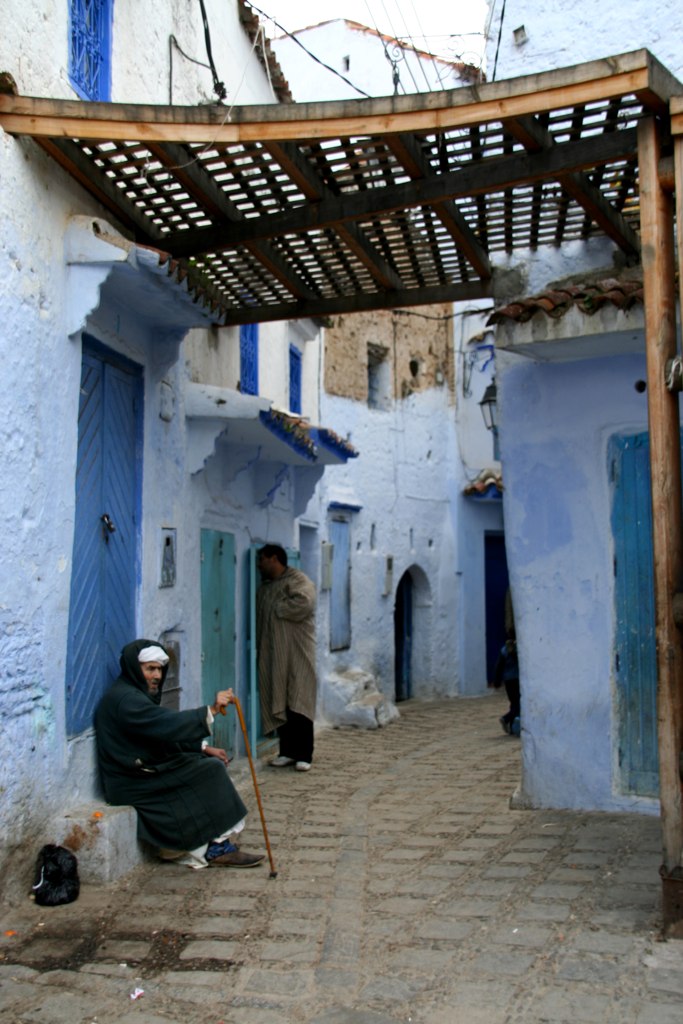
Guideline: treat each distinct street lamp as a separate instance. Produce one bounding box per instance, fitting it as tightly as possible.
[479,381,498,431]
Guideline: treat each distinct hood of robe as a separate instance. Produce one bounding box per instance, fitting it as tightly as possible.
[119,638,170,705]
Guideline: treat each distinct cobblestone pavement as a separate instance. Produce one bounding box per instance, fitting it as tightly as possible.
[1,694,682,1024]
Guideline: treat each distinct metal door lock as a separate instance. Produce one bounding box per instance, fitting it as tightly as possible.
[101,513,116,541]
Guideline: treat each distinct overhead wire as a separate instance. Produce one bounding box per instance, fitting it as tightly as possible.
[395,0,440,92]
[197,0,227,100]
[490,0,507,82]
[248,2,372,98]
[369,0,421,94]
[405,0,447,89]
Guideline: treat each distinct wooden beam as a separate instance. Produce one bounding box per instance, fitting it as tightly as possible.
[386,133,492,278]
[217,279,491,326]
[37,138,162,244]
[335,223,403,290]
[147,141,317,301]
[638,117,683,932]
[0,51,673,144]
[504,115,641,256]
[166,128,638,258]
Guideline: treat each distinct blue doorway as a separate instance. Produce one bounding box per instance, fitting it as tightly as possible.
[484,533,509,685]
[66,338,142,735]
[611,432,658,796]
[200,529,236,758]
[394,570,413,701]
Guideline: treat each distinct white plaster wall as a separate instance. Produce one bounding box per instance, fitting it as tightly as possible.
[272,21,471,102]
[0,136,116,839]
[0,0,301,876]
[485,0,683,82]
[313,387,462,699]
[0,1,277,106]
[497,349,658,812]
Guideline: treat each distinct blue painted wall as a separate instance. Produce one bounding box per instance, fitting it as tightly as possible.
[498,351,660,812]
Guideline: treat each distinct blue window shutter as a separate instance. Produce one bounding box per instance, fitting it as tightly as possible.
[69,0,113,102]
[240,323,259,395]
[289,344,302,414]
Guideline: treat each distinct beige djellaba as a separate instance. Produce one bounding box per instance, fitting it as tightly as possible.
[256,567,317,734]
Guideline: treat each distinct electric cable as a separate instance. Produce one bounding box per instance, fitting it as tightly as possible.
[367,0,419,94]
[169,34,212,105]
[248,3,372,98]
[198,0,227,101]
[394,0,437,92]
[490,0,507,83]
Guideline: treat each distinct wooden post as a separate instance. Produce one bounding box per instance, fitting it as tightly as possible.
[638,117,683,934]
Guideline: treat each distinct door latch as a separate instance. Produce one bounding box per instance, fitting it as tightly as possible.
[101,513,117,542]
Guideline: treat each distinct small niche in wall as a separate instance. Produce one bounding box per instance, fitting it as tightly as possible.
[159,635,180,711]
[160,528,177,588]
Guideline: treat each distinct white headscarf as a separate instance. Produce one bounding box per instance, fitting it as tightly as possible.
[137,645,170,666]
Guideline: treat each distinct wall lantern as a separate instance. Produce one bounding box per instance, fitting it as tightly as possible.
[479,381,498,431]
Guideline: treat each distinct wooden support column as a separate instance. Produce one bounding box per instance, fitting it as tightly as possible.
[638,117,683,935]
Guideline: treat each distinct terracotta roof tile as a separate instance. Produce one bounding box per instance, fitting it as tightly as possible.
[464,469,503,496]
[487,276,645,326]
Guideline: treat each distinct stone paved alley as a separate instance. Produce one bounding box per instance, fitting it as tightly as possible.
[1,694,682,1024]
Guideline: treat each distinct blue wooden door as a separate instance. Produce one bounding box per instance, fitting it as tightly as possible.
[611,432,658,796]
[485,533,510,684]
[329,517,351,650]
[66,340,141,735]
[200,530,236,757]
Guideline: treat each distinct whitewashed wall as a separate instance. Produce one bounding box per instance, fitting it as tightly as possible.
[485,0,683,82]
[0,0,315,878]
[272,20,474,102]
[313,387,462,702]
[497,349,660,811]
[478,0,683,813]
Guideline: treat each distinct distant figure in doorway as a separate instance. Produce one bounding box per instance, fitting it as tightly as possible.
[256,544,317,772]
[493,629,520,736]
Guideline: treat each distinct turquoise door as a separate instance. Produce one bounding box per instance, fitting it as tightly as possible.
[200,529,236,758]
[66,338,142,736]
[611,433,658,796]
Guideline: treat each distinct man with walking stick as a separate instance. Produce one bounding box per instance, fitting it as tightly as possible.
[94,639,265,869]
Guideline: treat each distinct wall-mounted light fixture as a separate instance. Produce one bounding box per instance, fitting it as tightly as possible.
[479,381,498,431]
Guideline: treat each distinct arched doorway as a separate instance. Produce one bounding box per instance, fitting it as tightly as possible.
[394,570,413,702]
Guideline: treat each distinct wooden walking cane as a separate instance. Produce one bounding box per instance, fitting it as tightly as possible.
[219,697,277,878]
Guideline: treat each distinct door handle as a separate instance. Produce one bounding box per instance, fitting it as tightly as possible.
[101,513,117,541]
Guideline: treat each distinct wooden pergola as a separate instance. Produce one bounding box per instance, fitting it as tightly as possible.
[2,48,683,929]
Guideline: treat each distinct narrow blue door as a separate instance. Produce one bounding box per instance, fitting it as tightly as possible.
[394,570,413,701]
[484,533,510,684]
[200,529,236,757]
[329,517,351,650]
[66,340,142,735]
[611,432,658,796]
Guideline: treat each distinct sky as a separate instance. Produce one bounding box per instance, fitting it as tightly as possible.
[250,0,491,67]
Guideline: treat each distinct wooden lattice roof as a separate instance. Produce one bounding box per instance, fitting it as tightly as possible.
[1,49,681,326]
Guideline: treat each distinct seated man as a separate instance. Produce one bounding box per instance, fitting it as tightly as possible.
[94,639,264,869]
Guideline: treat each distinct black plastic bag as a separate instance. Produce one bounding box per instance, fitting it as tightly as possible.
[31,844,80,906]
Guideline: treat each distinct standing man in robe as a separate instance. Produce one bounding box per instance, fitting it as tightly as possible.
[256,544,317,772]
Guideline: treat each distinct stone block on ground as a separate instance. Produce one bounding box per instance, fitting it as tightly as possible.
[49,803,150,883]
[322,668,400,729]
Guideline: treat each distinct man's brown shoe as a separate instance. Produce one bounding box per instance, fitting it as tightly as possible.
[208,850,265,868]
